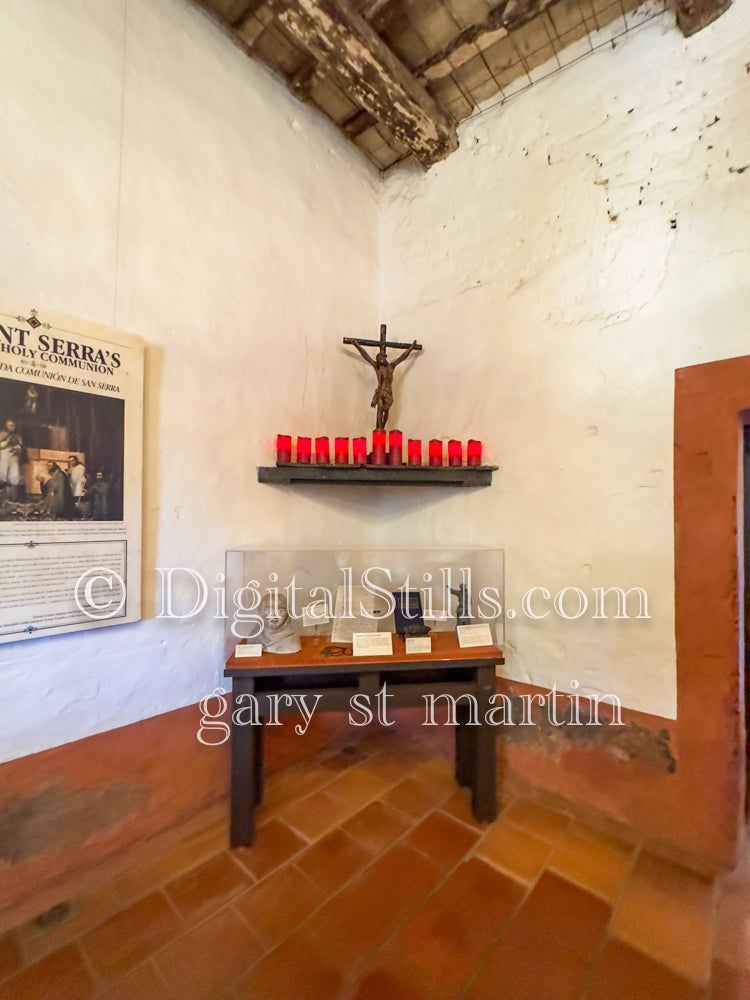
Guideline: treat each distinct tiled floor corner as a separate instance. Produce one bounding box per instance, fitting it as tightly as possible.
[1,718,748,999]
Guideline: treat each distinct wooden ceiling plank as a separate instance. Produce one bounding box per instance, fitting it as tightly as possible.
[232,0,272,28]
[342,107,379,136]
[264,0,458,165]
[415,1,508,75]
[253,20,309,73]
[406,1,463,52]
[309,75,361,120]
[414,0,561,78]
[379,16,434,66]
[443,0,497,31]
[235,3,275,46]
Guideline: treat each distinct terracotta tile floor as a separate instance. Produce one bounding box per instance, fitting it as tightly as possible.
[2,715,749,1000]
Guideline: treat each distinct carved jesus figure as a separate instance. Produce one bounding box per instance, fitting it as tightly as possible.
[344,325,423,429]
[350,339,420,429]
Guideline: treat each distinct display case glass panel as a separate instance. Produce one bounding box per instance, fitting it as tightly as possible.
[224,547,504,658]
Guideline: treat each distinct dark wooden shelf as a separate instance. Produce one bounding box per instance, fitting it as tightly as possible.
[257,464,497,487]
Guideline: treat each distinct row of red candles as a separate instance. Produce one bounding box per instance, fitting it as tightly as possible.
[276,432,483,467]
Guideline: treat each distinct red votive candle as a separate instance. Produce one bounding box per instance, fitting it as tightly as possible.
[276,434,292,464]
[408,439,422,466]
[429,439,443,467]
[467,439,482,467]
[388,429,403,466]
[334,437,349,464]
[352,436,367,464]
[372,429,386,465]
[315,436,330,464]
[296,436,312,463]
[448,439,462,466]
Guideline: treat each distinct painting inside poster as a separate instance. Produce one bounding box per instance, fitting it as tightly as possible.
[0,376,125,522]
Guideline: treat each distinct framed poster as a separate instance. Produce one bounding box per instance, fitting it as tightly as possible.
[0,307,144,642]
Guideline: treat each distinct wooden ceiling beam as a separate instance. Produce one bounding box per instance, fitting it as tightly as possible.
[675,0,731,36]
[263,0,458,166]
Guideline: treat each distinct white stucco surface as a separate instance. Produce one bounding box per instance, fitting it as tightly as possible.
[0,0,379,762]
[0,0,748,760]
[379,1,750,718]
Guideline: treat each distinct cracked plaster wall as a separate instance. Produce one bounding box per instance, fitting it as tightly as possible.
[379,1,750,719]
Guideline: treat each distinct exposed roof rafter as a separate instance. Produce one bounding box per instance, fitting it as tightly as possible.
[265,0,458,165]
[190,0,733,172]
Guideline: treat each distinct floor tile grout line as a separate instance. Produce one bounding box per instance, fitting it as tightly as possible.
[162,864,259,930]
[577,922,620,1000]
[325,842,481,999]
[224,788,494,998]
[194,764,455,991]
[159,883,197,928]
[606,835,644,929]
[236,759,428,885]
[460,838,645,1000]
[254,726,381,807]
[352,793,568,998]
[258,747,420,829]
[11,833,727,999]
[145,956,174,999]
[255,755,379,821]
[454,847,550,1000]
[544,822,639,898]
[76,887,186,989]
[120,895,266,993]
[108,818,233,906]
[587,836,718,985]
[230,823,313,880]
[75,889,181,986]
[265,747,459,843]
[276,781,397,843]
[456,809,625,999]
[473,822,559,886]
[71,937,99,994]
[223,898,281,977]
[87,956,169,999]
[0,863,205,986]
[230,791,458,959]
[5,725,736,999]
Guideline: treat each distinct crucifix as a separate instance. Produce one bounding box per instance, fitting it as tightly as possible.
[343,324,423,429]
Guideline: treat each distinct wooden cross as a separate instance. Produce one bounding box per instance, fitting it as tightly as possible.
[343,324,423,429]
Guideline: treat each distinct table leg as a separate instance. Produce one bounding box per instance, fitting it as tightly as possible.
[254,721,264,804]
[455,703,476,788]
[472,666,498,822]
[230,680,258,847]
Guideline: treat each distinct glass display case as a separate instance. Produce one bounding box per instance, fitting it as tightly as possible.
[223,547,504,658]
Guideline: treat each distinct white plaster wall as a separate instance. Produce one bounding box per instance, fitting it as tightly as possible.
[2,0,748,761]
[379,2,750,718]
[0,0,380,761]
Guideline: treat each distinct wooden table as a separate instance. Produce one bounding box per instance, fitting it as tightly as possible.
[224,633,503,846]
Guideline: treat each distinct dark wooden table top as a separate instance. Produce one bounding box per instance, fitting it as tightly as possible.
[225,632,503,678]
